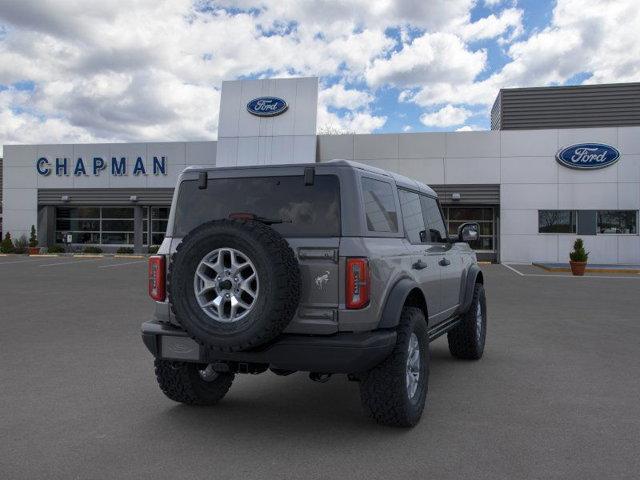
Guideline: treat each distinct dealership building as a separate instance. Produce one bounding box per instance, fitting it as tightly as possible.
[1,78,639,264]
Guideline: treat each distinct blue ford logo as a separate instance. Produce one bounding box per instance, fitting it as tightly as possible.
[556,143,620,170]
[247,97,288,117]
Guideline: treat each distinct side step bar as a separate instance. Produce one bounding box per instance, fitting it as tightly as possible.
[427,316,462,342]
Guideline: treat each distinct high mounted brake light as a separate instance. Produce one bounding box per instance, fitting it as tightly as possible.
[148,255,166,302]
[346,258,369,309]
[229,212,257,221]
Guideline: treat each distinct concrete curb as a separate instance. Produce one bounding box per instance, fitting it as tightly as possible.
[533,263,640,275]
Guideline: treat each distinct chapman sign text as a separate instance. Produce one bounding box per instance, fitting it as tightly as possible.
[36,156,168,177]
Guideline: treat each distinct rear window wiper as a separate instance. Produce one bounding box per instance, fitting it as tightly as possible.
[228,212,291,225]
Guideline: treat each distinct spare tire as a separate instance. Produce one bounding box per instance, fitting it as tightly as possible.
[168,219,300,352]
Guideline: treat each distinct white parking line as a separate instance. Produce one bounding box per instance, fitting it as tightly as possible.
[502,263,640,280]
[98,260,146,269]
[0,258,56,266]
[502,263,524,276]
[38,258,103,267]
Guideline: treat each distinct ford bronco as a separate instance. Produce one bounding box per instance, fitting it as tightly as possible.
[142,160,486,427]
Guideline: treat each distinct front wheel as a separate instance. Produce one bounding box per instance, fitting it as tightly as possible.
[447,283,487,360]
[154,359,235,405]
[359,307,429,427]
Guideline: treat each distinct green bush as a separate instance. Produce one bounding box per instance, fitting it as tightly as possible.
[1,233,15,253]
[13,235,29,254]
[569,238,589,262]
[148,245,160,254]
[29,225,38,248]
[116,247,135,254]
[47,245,66,254]
[83,246,103,254]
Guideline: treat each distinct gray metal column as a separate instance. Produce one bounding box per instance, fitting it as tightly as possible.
[37,206,56,247]
[133,206,144,253]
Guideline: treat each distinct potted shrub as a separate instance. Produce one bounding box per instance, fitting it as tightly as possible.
[116,247,135,255]
[1,232,15,254]
[569,238,589,276]
[83,246,103,254]
[28,225,40,255]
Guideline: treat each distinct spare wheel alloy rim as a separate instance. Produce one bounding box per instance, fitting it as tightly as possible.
[193,247,259,323]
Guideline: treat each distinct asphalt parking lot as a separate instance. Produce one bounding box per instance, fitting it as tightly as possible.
[1,256,639,479]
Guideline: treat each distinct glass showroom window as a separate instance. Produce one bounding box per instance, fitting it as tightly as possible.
[597,211,638,234]
[101,207,134,244]
[55,207,101,244]
[538,210,577,233]
[143,207,170,246]
[55,207,134,245]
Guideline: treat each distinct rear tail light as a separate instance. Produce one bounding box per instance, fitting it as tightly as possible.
[149,255,166,301]
[346,258,369,309]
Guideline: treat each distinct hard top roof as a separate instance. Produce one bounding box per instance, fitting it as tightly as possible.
[183,159,437,197]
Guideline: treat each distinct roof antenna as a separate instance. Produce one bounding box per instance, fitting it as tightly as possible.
[198,171,208,189]
[304,166,315,186]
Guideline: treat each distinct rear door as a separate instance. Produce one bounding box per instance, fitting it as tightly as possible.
[420,195,462,319]
[398,189,443,320]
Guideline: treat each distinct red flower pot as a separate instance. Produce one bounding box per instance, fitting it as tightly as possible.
[569,261,587,276]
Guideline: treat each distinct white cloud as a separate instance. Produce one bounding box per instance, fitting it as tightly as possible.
[484,0,506,7]
[0,0,638,147]
[402,125,413,132]
[317,106,386,134]
[456,125,484,132]
[404,0,640,111]
[459,8,523,42]
[366,32,486,88]
[420,105,472,127]
[319,84,373,110]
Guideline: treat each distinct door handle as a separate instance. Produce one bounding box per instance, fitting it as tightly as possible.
[412,260,428,270]
[439,257,451,267]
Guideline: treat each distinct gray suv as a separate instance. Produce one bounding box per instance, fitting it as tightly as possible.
[142,160,486,427]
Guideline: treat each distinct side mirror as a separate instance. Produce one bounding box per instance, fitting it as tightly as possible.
[458,222,480,243]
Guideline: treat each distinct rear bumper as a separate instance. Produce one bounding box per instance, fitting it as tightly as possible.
[141,320,396,374]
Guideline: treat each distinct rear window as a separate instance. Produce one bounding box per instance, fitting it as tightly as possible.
[361,177,398,233]
[173,175,341,237]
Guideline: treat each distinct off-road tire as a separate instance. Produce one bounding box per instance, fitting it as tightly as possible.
[447,283,486,360]
[168,219,300,352]
[154,359,235,405]
[359,307,429,427]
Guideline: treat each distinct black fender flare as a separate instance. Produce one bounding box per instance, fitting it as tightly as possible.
[377,278,425,329]
[459,264,483,314]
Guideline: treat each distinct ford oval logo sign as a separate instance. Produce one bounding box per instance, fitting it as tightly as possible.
[556,143,620,170]
[247,97,288,117]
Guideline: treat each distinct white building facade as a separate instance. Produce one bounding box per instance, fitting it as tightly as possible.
[2,77,639,264]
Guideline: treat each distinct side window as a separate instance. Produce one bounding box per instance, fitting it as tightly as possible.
[361,177,398,233]
[398,189,426,244]
[420,195,448,243]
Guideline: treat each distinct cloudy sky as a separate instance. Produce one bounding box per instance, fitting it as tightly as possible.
[0,0,638,152]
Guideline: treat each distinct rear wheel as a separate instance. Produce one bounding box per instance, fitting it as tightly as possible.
[154,359,235,405]
[359,307,429,427]
[447,283,487,360]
